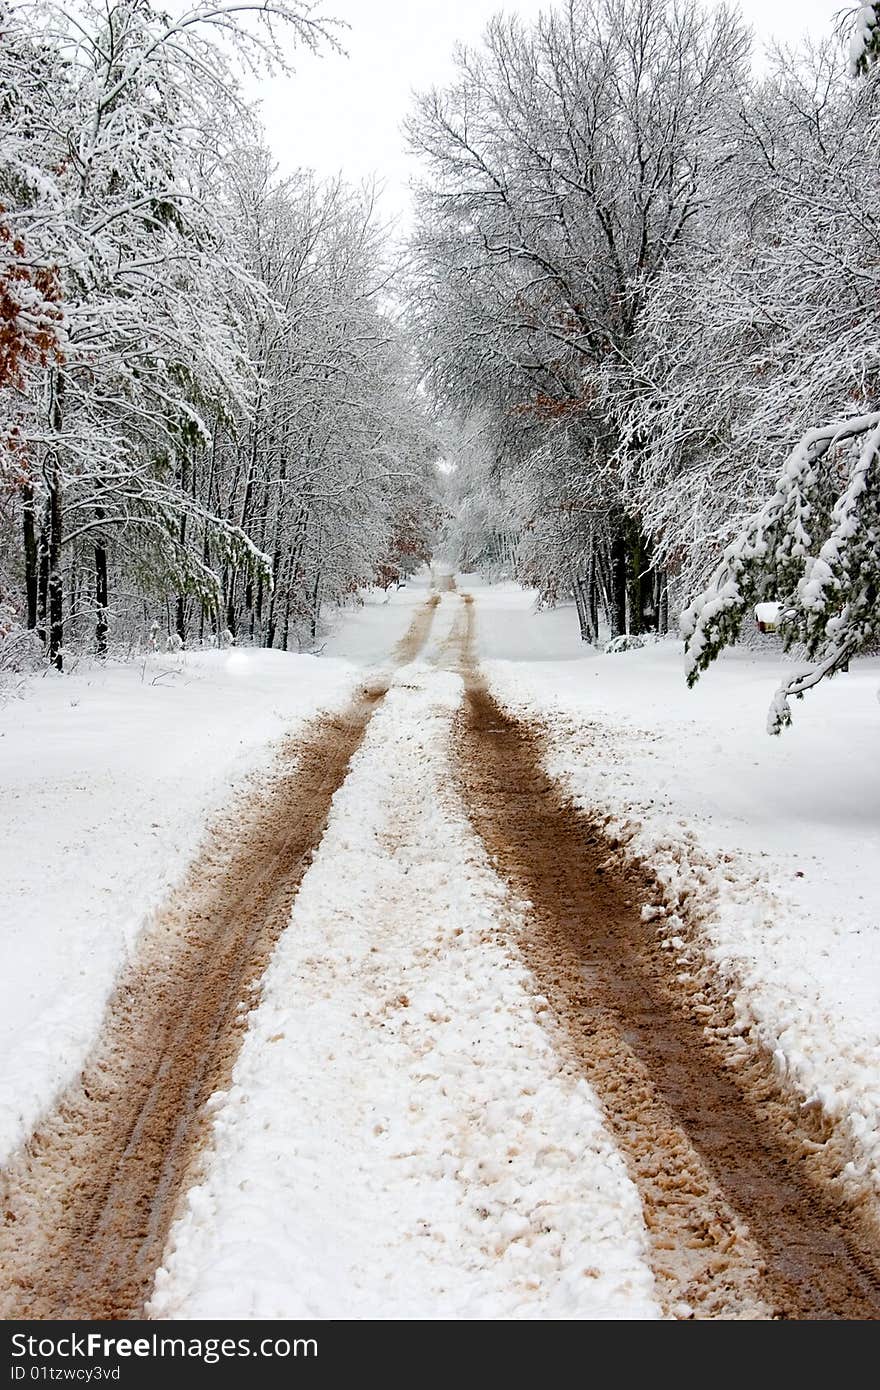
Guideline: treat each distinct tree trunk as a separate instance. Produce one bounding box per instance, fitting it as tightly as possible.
[252,466,272,644]
[609,527,627,637]
[262,459,292,648]
[199,426,220,647]
[95,513,108,658]
[267,501,305,650]
[620,518,659,636]
[47,463,63,670]
[68,556,78,644]
[593,544,612,633]
[225,401,262,640]
[310,569,322,642]
[37,504,49,643]
[280,583,291,652]
[22,483,38,630]
[626,522,645,637]
[272,545,295,651]
[572,573,593,642]
[657,570,669,635]
[45,372,64,668]
[176,460,188,644]
[254,575,263,634]
[200,535,211,644]
[586,548,599,642]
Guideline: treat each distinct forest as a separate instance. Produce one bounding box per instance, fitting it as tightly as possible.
[406,0,880,722]
[3,0,880,722]
[0,0,439,670]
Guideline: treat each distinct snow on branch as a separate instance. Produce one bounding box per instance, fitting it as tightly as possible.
[848,4,880,76]
[683,412,880,731]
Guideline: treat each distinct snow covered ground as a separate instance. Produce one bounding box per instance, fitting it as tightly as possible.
[3,573,880,1318]
[0,584,442,1166]
[473,581,880,1207]
[320,571,434,664]
[0,648,364,1166]
[150,663,658,1320]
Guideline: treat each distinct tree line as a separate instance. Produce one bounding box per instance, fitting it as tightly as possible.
[408,0,880,723]
[1,0,439,670]
[5,0,878,726]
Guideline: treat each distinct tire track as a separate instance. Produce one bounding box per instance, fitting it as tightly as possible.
[452,594,880,1319]
[0,593,440,1320]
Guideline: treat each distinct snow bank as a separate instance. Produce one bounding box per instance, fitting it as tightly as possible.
[0,648,358,1165]
[150,663,658,1320]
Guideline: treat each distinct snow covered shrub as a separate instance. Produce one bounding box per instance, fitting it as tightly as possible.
[604,632,673,654]
[0,597,42,680]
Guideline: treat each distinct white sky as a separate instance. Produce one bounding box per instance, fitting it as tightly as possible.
[253,0,847,228]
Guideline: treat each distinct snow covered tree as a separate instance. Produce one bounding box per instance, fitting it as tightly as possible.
[676,46,880,729]
[682,413,880,731]
[0,215,62,400]
[211,159,439,648]
[406,0,748,639]
[848,4,880,74]
[0,0,334,665]
[437,419,520,578]
[0,9,67,645]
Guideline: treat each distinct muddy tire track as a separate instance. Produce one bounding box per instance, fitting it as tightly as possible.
[452,602,880,1319]
[392,592,440,661]
[0,595,439,1320]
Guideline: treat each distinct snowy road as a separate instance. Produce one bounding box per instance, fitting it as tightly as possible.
[2,576,880,1319]
[150,641,655,1319]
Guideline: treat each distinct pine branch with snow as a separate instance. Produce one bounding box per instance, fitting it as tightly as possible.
[682,413,880,730]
